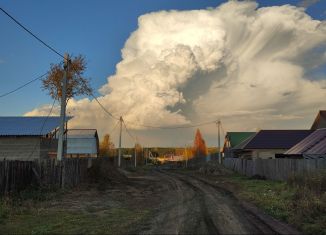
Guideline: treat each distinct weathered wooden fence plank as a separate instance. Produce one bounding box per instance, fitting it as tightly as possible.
[0,158,98,195]
[224,158,326,181]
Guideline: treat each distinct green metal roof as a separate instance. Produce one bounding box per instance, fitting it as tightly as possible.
[225,132,256,148]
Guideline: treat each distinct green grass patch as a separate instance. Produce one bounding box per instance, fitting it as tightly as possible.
[226,172,326,235]
[0,206,149,234]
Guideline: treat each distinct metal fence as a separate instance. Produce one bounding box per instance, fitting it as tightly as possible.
[223,158,326,181]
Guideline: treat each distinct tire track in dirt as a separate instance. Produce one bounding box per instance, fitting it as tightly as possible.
[157,170,220,235]
[158,170,276,235]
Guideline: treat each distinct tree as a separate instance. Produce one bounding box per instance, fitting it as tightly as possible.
[42,54,92,101]
[99,134,116,157]
[192,129,208,157]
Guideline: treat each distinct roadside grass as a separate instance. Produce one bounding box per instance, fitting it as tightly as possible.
[225,171,326,235]
[0,205,149,234]
[0,186,151,234]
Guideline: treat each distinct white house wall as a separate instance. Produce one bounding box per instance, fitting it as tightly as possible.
[252,149,288,159]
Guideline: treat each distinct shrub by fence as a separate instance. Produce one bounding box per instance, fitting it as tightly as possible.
[223,158,326,181]
[0,158,92,195]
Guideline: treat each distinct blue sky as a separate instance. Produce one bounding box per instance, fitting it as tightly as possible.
[0,0,325,116]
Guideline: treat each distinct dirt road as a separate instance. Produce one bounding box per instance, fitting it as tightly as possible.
[1,167,299,234]
[137,169,285,235]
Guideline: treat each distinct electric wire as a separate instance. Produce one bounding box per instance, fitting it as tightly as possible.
[122,119,137,143]
[123,119,217,130]
[1,6,219,132]
[27,98,57,159]
[0,7,65,59]
[91,93,119,120]
[108,120,121,137]
[0,72,48,98]
[90,90,217,129]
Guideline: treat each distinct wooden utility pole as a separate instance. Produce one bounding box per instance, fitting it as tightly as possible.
[118,116,123,167]
[57,54,69,161]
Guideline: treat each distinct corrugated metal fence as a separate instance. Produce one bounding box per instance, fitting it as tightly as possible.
[223,158,326,181]
[0,158,91,195]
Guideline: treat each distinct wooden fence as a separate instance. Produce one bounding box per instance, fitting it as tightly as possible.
[0,158,92,195]
[223,158,326,181]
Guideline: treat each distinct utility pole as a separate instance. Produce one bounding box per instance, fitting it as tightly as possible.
[184,145,188,168]
[134,143,137,168]
[145,148,148,165]
[57,54,69,161]
[216,120,222,164]
[118,116,123,167]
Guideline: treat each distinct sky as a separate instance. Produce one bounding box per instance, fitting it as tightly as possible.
[1,0,326,147]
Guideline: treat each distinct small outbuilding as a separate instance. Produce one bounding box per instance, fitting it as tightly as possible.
[66,129,99,158]
[0,116,65,161]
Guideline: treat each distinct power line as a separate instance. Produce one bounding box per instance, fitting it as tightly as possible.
[91,92,217,129]
[0,7,65,59]
[108,120,121,138]
[0,72,48,98]
[91,93,119,120]
[27,98,57,159]
[1,6,217,132]
[123,119,217,130]
[122,119,137,143]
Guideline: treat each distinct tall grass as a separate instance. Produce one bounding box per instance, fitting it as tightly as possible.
[287,170,326,235]
[288,170,326,195]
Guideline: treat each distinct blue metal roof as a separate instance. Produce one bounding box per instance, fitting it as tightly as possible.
[243,130,313,149]
[0,116,70,136]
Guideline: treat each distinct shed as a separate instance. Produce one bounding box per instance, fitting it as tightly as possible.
[311,110,326,130]
[234,130,312,159]
[283,128,326,159]
[66,129,99,158]
[0,116,66,161]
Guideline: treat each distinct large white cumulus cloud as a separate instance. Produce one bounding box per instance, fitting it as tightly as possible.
[26,1,326,146]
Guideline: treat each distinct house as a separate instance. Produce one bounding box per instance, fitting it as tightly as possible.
[283,128,326,159]
[233,130,312,159]
[222,132,256,158]
[311,110,326,130]
[66,129,99,158]
[0,116,67,161]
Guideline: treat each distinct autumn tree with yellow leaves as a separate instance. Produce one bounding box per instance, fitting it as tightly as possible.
[99,134,116,157]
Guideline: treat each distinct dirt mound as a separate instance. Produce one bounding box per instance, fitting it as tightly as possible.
[87,158,128,186]
[199,161,233,176]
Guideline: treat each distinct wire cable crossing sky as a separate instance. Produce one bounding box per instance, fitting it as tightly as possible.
[1,0,326,146]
